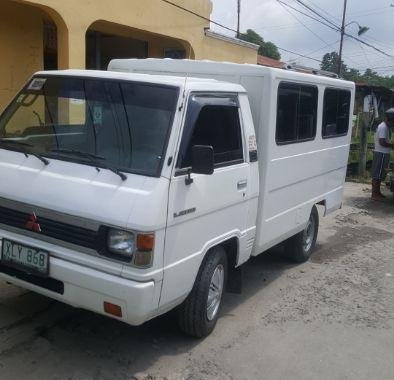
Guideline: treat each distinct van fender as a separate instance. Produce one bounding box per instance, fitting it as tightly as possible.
[159,230,242,310]
[189,231,242,292]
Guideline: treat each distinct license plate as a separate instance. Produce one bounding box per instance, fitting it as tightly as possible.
[1,239,49,276]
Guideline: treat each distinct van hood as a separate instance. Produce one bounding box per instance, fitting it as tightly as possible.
[0,150,169,231]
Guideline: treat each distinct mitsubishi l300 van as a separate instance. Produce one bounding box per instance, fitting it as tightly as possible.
[0,63,354,337]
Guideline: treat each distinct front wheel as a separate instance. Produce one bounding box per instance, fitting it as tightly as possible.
[178,246,227,338]
[284,205,319,263]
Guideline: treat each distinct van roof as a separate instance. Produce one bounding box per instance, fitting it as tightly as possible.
[108,58,355,89]
[34,69,247,93]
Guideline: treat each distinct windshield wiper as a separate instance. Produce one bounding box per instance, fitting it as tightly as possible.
[0,139,49,166]
[51,148,105,162]
[50,148,127,181]
[104,166,127,181]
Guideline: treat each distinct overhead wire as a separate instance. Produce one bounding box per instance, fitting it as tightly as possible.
[160,0,237,34]
[275,0,340,32]
[303,0,341,23]
[276,0,330,45]
[277,0,393,58]
[293,0,340,29]
[160,0,393,67]
[307,40,340,57]
[348,6,389,16]
[161,0,323,64]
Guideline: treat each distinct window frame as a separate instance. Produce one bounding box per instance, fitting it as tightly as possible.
[175,92,245,175]
[275,81,318,146]
[322,87,352,139]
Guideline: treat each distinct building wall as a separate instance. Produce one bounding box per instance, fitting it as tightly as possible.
[0,0,257,111]
[0,1,44,110]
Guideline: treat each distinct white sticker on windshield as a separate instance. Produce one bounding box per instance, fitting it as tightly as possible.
[248,135,257,151]
[70,98,85,106]
[28,78,46,91]
[93,106,103,125]
[16,95,25,103]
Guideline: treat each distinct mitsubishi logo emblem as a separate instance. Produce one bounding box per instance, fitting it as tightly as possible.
[26,212,41,232]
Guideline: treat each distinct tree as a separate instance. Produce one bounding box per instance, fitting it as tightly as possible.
[343,68,361,82]
[320,51,394,89]
[260,41,281,60]
[240,29,281,60]
[320,51,347,74]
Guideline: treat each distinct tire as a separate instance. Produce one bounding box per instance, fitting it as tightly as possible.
[284,205,319,263]
[178,246,227,338]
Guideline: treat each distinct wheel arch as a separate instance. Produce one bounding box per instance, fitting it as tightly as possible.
[316,199,327,214]
[197,235,241,294]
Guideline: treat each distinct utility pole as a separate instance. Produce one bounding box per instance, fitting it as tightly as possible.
[237,0,241,38]
[337,0,348,75]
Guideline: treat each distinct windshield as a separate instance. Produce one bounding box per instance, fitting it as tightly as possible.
[0,76,179,177]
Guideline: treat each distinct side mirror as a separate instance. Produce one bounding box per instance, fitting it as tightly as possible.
[192,145,214,175]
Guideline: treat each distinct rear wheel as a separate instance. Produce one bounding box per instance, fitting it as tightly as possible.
[178,246,227,338]
[284,205,319,263]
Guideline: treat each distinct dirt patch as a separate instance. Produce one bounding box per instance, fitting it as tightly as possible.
[347,195,394,219]
[311,225,393,264]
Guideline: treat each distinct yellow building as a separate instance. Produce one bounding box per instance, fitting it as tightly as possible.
[0,0,258,111]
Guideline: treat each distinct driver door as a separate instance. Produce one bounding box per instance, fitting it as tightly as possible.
[160,92,251,306]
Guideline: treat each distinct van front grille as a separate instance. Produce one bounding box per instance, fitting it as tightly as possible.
[0,206,99,250]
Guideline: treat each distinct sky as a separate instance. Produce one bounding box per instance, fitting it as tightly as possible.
[211,0,394,76]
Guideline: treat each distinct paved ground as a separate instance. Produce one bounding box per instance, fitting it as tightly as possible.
[0,182,393,380]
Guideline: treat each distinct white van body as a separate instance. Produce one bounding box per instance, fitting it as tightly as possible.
[109,59,355,254]
[0,61,354,335]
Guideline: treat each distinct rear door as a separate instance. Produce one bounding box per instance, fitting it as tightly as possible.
[160,92,251,306]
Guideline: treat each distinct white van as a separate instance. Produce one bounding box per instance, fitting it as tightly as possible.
[0,61,354,337]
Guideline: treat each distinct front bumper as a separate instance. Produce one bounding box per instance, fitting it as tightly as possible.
[0,232,160,326]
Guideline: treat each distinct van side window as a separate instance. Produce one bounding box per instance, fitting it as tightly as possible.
[323,89,351,138]
[276,82,318,144]
[178,96,243,169]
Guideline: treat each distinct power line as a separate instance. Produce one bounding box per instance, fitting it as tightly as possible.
[161,0,323,64]
[277,47,322,63]
[307,40,340,57]
[161,0,392,68]
[294,0,340,29]
[253,21,318,32]
[160,0,237,34]
[303,0,341,23]
[275,0,340,32]
[350,38,372,68]
[362,35,394,52]
[276,0,393,58]
[277,0,330,45]
[369,65,394,70]
[344,32,392,57]
[348,6,388,16]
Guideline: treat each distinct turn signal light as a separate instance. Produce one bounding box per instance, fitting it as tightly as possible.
[134,233,155,267]
[137,233,155,251]
[103,302,122,318]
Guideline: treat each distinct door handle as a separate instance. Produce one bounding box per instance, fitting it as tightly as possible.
[237,180,248,190]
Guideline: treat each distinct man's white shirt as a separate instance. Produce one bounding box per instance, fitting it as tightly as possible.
[374,122,391,154]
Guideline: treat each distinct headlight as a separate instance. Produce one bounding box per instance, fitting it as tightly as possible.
[106,229,155,268]
[107,229,135,257]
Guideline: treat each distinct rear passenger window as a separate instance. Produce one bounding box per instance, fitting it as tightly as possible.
[323,89,351,138]
[276,82,318,144]
[178,96,243,169]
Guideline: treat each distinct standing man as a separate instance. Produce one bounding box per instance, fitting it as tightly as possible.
[371,108,394,201]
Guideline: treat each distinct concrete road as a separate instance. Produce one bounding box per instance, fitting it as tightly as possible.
[0,182,393,380]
